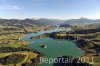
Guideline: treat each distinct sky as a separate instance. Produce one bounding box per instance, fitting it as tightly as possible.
[0,0,100,19]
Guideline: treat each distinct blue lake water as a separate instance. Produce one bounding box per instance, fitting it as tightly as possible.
[20,27,83,66]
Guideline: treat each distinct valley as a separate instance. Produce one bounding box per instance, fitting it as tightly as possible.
[0,18,100,66]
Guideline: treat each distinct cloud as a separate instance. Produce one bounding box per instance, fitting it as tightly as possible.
[0,0,6,2]
[0,5,21,10]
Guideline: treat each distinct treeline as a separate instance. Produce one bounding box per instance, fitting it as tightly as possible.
[70,27,100,34]
[0,54,26,65]
[49,32,76,40]
[0,47,32,53]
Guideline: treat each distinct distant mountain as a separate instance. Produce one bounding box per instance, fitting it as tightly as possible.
[61,18,100,25]
[0,18,100,27]
[36,18,65,25]
[0,18,64,26]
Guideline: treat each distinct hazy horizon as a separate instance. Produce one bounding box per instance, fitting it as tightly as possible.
[0,17,100,20]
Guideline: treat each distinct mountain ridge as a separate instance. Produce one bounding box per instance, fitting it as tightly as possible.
[0,18,100,26]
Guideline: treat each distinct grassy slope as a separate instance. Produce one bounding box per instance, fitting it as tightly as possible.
[0,24,52,66]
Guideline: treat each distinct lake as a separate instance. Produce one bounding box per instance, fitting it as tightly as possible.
[20,26,83,66]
